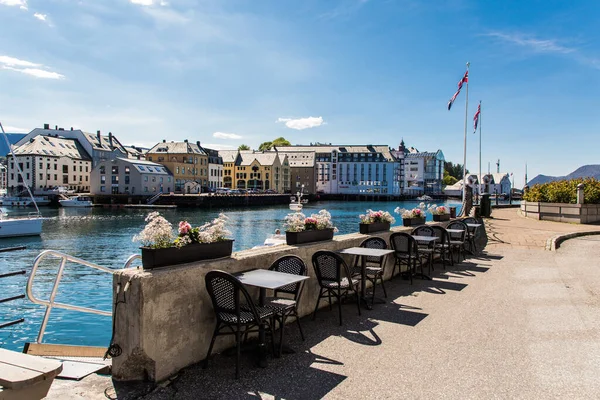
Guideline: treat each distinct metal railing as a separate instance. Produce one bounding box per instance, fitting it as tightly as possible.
[26,250,140,343]
[0,269,27,330]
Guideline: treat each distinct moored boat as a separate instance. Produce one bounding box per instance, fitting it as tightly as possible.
[0,196,50,207]
[0,210,42,237]
[59,195,93,207]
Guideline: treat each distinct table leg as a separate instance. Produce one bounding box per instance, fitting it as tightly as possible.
[360,256,373,310]
[257,287,268,368]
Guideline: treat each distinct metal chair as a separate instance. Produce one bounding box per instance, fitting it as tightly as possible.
[446,221,468,263]
[204,270,276,379]
[411,225,436,274]
[351,237,389,304]
[430,225,453,269]
[264,255,307,357]
[312,250,361,326]
[389,232,425,284]
[461,217,479,253]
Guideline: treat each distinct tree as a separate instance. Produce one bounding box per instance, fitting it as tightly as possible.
[238,144,250,150]
[258,141,272,151]
[258,137,291,151]
[444,161,468,180]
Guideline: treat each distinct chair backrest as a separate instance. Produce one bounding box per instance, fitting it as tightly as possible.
[269,255,307,299]
[360,236,388,264]
[411,225,435,237]
[389,232,418,256]
[446,221,468,241]
[205,270,260,324]
[430,225,448,245]
[462,217,477,225]
[312,250,352,286]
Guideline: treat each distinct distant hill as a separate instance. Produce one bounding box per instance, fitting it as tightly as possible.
[528,165,600,186]
[0,133,27,157]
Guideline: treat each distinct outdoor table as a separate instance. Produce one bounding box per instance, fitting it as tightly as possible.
[337,247,394,309]
[411,235,438,280]
[237,269,309,367]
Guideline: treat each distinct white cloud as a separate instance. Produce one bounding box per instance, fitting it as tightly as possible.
[277,116,324,130]
[213,131,242,140]
[33,13,46,21]
[130,0,153,5]
[160,0,168,5]
[0,56,65,79]
[485,32,575,54]
[0,0,27,9]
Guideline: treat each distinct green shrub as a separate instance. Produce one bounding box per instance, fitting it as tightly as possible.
[523,178,600,204]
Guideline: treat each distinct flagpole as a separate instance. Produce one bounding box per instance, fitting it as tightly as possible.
[462,62,470,208]
[478,100,482,198]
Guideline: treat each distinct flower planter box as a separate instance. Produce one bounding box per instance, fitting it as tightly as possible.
[402,217,426,227]
[359,222,391,234]
[141,240,234,269]
[432,214,450,222]
[285,228,334,245]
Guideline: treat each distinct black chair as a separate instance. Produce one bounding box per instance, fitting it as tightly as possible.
[351,237,389,304]
[312,250,361,326]
[204,270,276,379]
[264,255,307,357]
[447,221,468,262]
[389,232,426,283]
[411,225,436,274]
[430,225,453,269]
[461,217,479,253]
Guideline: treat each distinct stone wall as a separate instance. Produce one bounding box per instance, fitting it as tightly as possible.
[112,220,488,382]
[520,201,600,224]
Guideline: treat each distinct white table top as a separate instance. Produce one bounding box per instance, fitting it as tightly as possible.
[411,235,438,242]
[237,269,309,290]
[337,247,395,257]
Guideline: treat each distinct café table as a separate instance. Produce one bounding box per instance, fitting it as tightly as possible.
[410,235,438,280]
[236,269,309,367]
[337,247,394,309]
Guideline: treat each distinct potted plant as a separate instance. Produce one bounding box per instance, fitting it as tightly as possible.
[428,204,451,222]
[358,209,396,234]
[133,212,234,269]
[284,209,337,245]
[395,203,427,227]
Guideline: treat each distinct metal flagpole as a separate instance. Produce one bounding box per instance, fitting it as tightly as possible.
[461,62,470,207]
[479,100,482,197]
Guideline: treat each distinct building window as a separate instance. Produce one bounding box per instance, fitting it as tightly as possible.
[54,174,57,180]
[54,164,57,170]
[73,165,76,172]
[63,175,68,184]
[125,176,130,184]
[101,176,106,184]
[112,176,119,184]
[125,166,130,174]
[112,166,119,174]
[39,163,43,169]
[100,165,105,174]
[100,186,106,192]
[144,176,148,182]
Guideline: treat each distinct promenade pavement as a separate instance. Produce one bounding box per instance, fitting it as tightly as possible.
[48,207,600,399]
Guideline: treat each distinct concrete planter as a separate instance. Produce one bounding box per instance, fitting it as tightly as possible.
[402,217,426,227]
[286,228,334,245]
[432,214,450,222]
[141,240,234,269]
[359,222,390,234]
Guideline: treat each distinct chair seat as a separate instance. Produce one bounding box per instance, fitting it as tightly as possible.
[449,240,465,245]
[264,297,296,313]
[219,306,274,324]
[323,277,359,289]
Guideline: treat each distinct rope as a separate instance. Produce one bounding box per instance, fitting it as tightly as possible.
[103,276,133,360]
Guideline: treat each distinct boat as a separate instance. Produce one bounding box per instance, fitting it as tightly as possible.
[289,185,306,211]
[59,195,93,207]
[263,234,287,246]
[0,121,43,238]
[0,196,51,207]
[416,195,433,201]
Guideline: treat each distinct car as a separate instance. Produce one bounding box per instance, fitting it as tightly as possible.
[229,189,242,194]
[265,189,278,194]
[215,188,230,194]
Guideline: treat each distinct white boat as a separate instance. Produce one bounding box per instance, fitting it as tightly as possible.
[289,185,306,211]
[263,234,287,246]
[416,195,433,201]
[59,195,93,207]
[0,121,43,238]
[0,196,51,207]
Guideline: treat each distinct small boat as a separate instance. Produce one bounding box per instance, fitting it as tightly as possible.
[59,195,93,207]
[289,185,306,211]
[416,195,433,201]
[0,209,42,238]
[0,196,51,207]
[263,234,287,246]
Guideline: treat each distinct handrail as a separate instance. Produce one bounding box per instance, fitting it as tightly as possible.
[123,254,142,269]
[26,249,138,343]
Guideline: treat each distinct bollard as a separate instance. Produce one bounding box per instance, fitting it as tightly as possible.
[577,183,585,204]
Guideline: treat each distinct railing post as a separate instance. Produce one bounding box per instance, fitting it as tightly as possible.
[37,255,68,343]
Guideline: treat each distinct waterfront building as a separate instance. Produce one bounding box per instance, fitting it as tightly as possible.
[16,124,129,168]
[276,144,400,195]
[90,157,172,195]
[146,140,209,194]
[124,145,147,160]
[395,144,445,195]
[7,135,92,194]
[277,151,316,194]
[202,147,223,190]
[219,150,291,193]
[390,140,407,194]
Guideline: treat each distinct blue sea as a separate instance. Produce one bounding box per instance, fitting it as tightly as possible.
[0,199,463,351]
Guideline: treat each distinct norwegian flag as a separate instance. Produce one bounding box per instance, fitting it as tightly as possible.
[473,103,481,133]
[447,70,468,110]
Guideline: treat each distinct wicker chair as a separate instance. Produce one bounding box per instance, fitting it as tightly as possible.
[411,225,436,274]
[389,232,425,284]
[430,225,453,269]
[204,270,276,379]
[264,255,307,357]
[461,217,479,253]
[351,237,389,304]
[446,221,468,262]
[312,250,361,326]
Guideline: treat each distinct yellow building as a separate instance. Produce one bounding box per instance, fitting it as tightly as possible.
[146,140,208,193]
[219,150,290,192]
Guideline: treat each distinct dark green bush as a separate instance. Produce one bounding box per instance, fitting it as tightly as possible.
[523,178,600,204]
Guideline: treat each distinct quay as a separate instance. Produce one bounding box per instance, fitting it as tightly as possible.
[47,207,600,399]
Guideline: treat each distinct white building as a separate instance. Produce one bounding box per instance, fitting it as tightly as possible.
[202,147,223,190]
[7,135,92,194]
[276,144,400,195]
[90,158,173,195]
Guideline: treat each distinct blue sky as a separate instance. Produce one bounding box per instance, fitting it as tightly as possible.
[1,0,599,188]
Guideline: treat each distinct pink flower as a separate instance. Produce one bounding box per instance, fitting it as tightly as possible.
[178,221,192,235]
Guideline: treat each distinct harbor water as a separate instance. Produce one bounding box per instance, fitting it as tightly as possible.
[0,200,463,351]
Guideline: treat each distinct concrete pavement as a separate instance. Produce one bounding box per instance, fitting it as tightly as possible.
[47,208,600,399]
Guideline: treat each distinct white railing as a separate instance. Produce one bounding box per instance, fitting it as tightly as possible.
[26,250,140,343]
